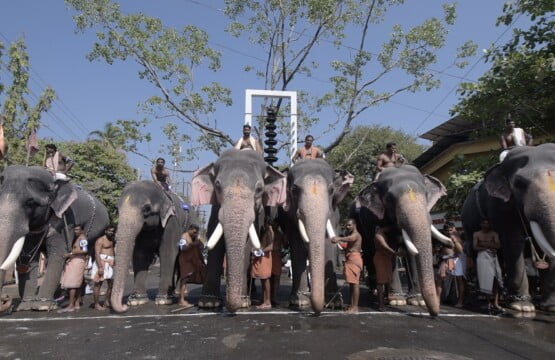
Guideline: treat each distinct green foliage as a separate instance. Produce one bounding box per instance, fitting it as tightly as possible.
[0,39,56,168]
[434,153,498,216]
[62,140,136,221]
[66,0,234,156]
[326,125,426,218]
[453,0,555,136]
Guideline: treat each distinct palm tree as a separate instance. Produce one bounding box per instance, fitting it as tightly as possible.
[88,122,125,151]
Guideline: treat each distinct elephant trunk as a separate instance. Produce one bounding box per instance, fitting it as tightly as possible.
[0,199,29,298]
[526,174,555,258]
[221,195,255,312]
[299,180,329,314]
[110,206,143,313]
[396,193,440,316]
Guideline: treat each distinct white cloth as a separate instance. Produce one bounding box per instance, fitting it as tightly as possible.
[453,254,466,277]
[91,254,114,281]
[476,250,503,295]
[512,128,526,146]
[234,136,259,152]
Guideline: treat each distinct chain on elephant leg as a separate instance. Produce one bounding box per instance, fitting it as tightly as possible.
[126,292,149,306]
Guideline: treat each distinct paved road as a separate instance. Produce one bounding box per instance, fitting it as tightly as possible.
[1,268,553,359]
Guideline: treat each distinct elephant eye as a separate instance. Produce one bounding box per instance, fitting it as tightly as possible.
[142,204,152,216]
[328,184,334,195]
[214,180,222,191]
[255,182,263,194]
[24,199,37,208]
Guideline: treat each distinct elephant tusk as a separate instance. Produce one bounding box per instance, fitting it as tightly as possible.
[326,219,337,239]
[206,223,224,250]
[530,221,555,258]
[402,229,419,256]
[0,236,25,271]
[298,219,310,243]
[249,223,262,250]
[430,225,454,248]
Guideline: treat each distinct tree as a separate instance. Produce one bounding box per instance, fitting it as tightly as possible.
[88,119,152,162]
[326,124,426,217]
[0,39,55,169]
[66,0,476,160]
[453,0,555,139]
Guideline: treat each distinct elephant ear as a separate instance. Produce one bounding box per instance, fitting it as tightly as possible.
[50,180,78,218]
[356,184,384,220]
[332,169,355,208]
[159,196,175,228]
[423,174,447,212]
[191,163,215,206]
[483,164,512,202]
[264,165,287,207]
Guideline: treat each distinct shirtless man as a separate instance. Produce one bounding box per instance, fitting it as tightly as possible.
[499,118,532,161]
[151,158,171,191]
[92,226,116,310]
[373,225,402,311]
[473,219,503,311]
[44,143,74,180]
[234,124,263,154]
[177,224,205,309]
[292,135,323,162]
[331,218,363,313]
[59,225,88,313]
[375,142,406,180]
[435,222,465,307]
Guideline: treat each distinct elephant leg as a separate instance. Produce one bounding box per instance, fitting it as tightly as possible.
[16,260,39,311]
[34,233,66,311]
[131,241,155,297]
[155,224,179,305]
[389,258,406,306]
[503,236,535,312]
[198,236,224,308]
[406,255,425,306]
[539,260,555,312]
[289,238,310,308]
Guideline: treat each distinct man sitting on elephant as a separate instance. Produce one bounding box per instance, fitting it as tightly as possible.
[44,143,74,180]
[499,117,532,161]
[331,218,363,313]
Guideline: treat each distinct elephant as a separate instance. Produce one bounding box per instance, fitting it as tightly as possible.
[191,149,286,312]
[461,144,555,312]
[356,165,453,316]
[278,158,353,313]
[0,165,110,311]
[110,180,190,313]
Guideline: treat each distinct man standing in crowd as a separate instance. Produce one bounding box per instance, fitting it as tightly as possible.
[473,219,503,311]
[177,224,205,309]
[59,225,88,313]
[91,225,116,310]
[331,218,363,313]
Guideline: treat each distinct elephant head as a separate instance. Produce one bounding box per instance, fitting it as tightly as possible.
[484,144,555,258]
[110,180,177,313]
[284,159,353,313]
[0,166,77,296]
[192,149,286,312]
[357,165,449,316]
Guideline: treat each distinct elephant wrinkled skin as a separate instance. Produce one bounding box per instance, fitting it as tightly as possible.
[191,149,286,312]
[0,165,109,311]
[111,180,189,313]
[461,144,555,312]
[357,165,447,316]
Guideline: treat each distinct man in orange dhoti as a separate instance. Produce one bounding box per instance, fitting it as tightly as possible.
[331,218,363,313]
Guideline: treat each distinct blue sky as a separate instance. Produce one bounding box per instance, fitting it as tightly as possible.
[0,0,525,189]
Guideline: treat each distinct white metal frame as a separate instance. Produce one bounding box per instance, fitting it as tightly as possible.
[245,89,297,165]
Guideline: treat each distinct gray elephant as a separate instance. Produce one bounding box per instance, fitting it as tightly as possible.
[110,180,190,313]
[0,165,109,311]
[278,159,353,313]
[191,149,286,312]
[357,165,453,316]
[461,144,555,312]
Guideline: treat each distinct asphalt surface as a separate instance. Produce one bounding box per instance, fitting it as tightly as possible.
[1,266,554,359]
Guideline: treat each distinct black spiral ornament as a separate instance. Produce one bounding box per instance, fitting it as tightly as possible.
[264,106,278,165]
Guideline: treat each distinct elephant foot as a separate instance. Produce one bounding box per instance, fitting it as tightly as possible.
[127,293,149,306]
[506,295,535,312]
[14,299,34,312]
[388,293,406,306]
[154,295,175,305]
[406,294,425,306]
[31,299,59,311]
[198,295,223,309]
[289,292,311,309]
[239,296,251,309]
[1,296,13,313]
